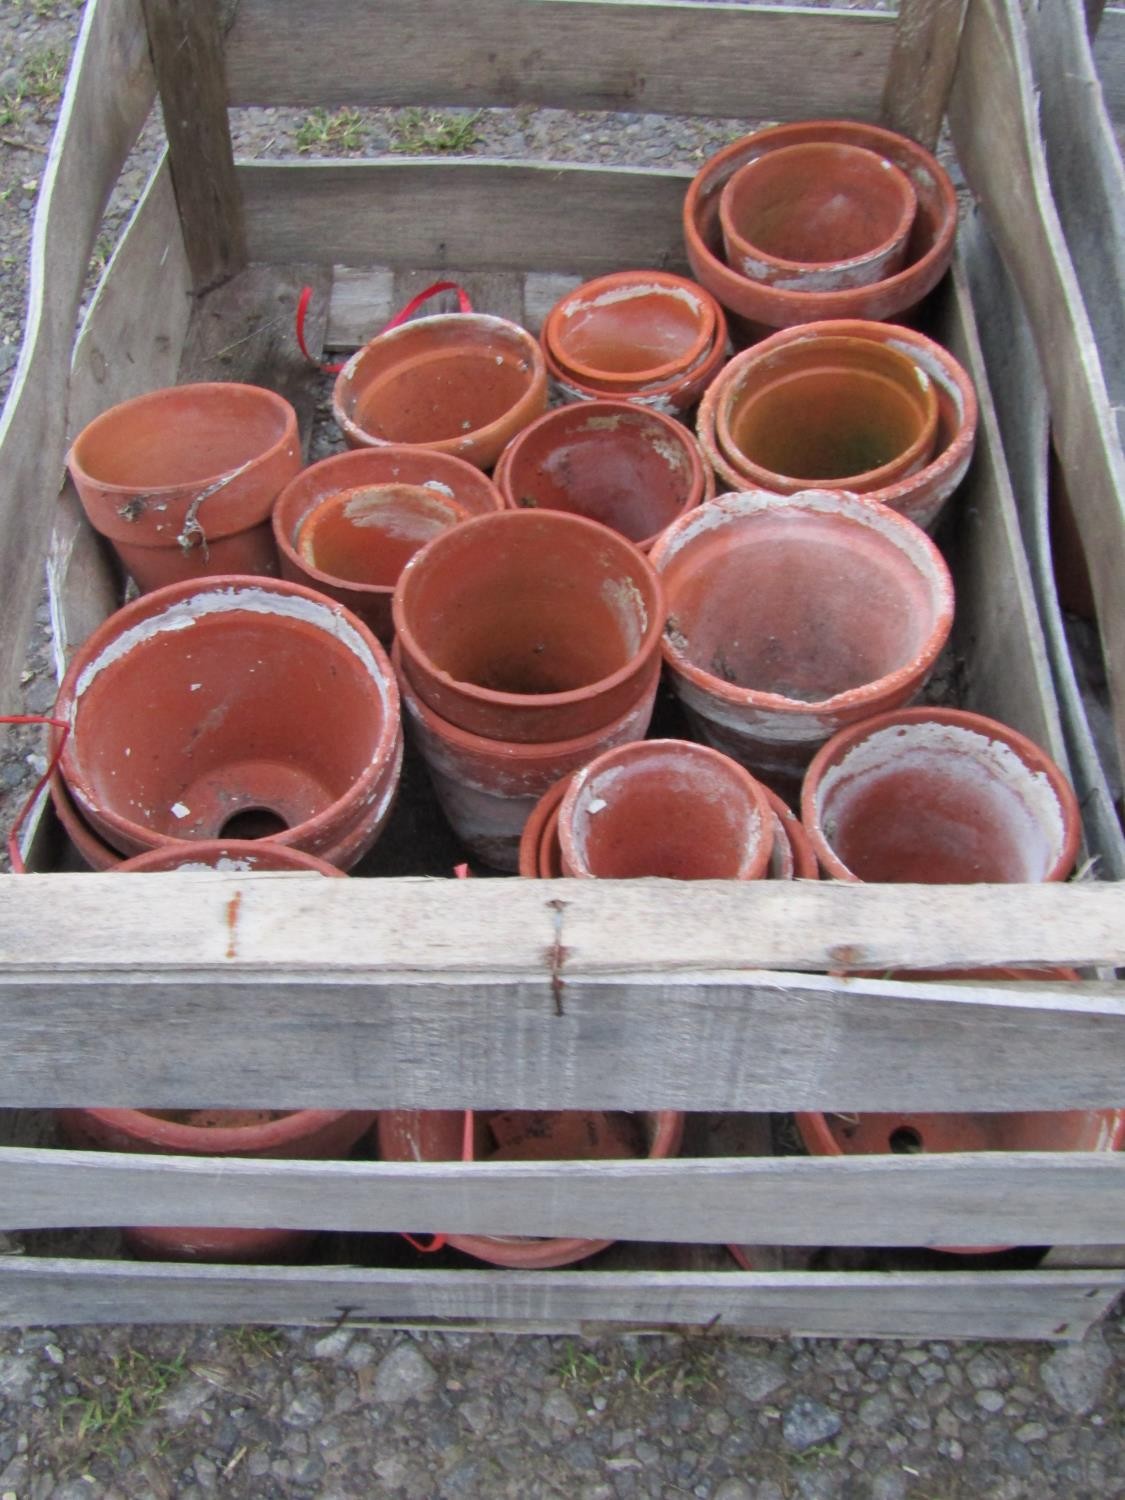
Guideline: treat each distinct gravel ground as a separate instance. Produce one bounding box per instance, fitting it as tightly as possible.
[0,4,1123,1498]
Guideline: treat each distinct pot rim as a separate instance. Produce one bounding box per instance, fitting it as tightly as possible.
[648,488,955,718]
[542,308,729,403]
[115,838,345,876]
[63,1106,371,1157]
[543,270,717,387]
[270,444,506,518]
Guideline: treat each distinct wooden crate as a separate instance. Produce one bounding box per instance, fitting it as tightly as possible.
[0,0,1124,1341]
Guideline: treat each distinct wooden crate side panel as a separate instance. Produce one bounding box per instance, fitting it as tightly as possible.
[4,1147,1125,1247]
[222,0,892,120]
[1093,6,1125,119]
[0,0,155,713]
[0,1260,1118,1341]
[880,0,969,149]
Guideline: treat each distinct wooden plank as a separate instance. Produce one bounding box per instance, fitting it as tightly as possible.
[324,267,396,348]
[947,0,1125,782]
[1093,6,1125,115]
[222,0,893,121]
[0,1259,1116,1340]
[4,1148,1125,1247]
[0,0,156,714]
[138,0,246,290]
[237,160,692,273]
[881,0,968,149]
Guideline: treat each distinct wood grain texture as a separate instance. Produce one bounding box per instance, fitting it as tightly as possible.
[237,160,692,272]
[0,0,155,713]
[222,0,892,120]
[139,0,246,289]
[1094,8,1125,116]
[948,0,1125,780]
[0,1259,1117,1340]
[881,0,968,149]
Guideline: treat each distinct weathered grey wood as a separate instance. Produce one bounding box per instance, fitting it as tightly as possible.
[6,1148,1124,1246]
[1093,7,1125,116]
[324,267,396,348]
[222,0,892,120]
[392,268,527,328]
[139,0,246,290]
[881,0,968,149]
[1086,0,1108,39]
[237,160,692,273]
[948,0,1125,780]
[0,1259,1117,1340]
[0,0,155,714]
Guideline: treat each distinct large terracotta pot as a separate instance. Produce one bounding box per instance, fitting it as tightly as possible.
[377,1108,685,1269]
[684,120,957,342]
[648,490,954,784]
[393,509,666,744]
[542,270,716,387]
[698,320,977,533]
[332,313,547,470]
[493,400,711,551]
[801,708,1082,884]
[556,738,774,880]
[54,576,403,870]
[67,383,300,593]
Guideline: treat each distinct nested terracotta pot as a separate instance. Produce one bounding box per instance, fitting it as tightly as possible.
[67,382,300,593]
[648,490,954,784]
[543,313,729,418]
[543,270,717,387]
[332,313,547,469]
[698,320,977,533]
[394,640,659,872]
[275,481,468,644]
[54,576,403,870]
[557,739,774,880]
[684,120,957,341]
[801,708,1082,884]
[718,141,917,292]
[493,400,711,551]
[393,509,666,744]
[116,839,344,875]
[377,1108,685,1269]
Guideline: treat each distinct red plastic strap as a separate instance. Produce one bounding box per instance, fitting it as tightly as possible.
[400,1109,475,1256]
[296,280,473,375]
[2,715,70,874]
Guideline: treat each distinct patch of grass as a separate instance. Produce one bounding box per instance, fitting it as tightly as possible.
[556,1340,613,1388]
[390,108,482,155]
[22,45,67,106]
[295,106,364,155]
[59,1346,187,1465]
[230,1325,286,1357]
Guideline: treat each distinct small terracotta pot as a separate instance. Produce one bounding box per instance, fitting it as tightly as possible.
[557,738,774,880]
[57,1106,375,1262]
[54,576,403,870]
[543,313,730,418]
[332,313,547,470]
[67,383,300,593]
[394,641,659,872]
[649,490,954,782]
[801,708,1082,885]
[712,335,939,495]
[698,320,977,532]
[276,481,468,644]
[543,271,716,387]
[115,839,345,876]
[684,120,957,341]
[718,142,917,292]
[493,400,711,551]
[393,509,666,744]
[377,1108,685,1269]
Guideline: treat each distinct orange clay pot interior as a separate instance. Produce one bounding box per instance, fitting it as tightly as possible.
[804,1108,1122,1157]
[296,483,466,588]
[547,275,714,382]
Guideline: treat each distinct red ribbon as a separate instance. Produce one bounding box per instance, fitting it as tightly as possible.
[2,715,70,874]
[296,280,474,374]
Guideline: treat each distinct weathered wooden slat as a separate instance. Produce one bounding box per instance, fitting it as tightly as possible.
[237,160,692,273]
[222,0,892,120]
[1092,6,1125,117]
[0,1260,1117,1340]
[4,1148,1124,1246]
[880,0,968,150]
[0,0,155,714]
[139,0,246,290]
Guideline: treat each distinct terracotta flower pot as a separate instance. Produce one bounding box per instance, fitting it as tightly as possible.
[543,270,716,387]
[557,738,774,880]
[393,509,666,744]
[54,576,403,870]
[377,1108,685,1269]
[276,481,468,645]
[648,490,954,783]
[801,707,1082,884]
[711,335,939,495]
[332,313,547,470]
[394,640,659,872]
[57,1106,375,1262]
[698,320,978,532]
[67,383,301,593]
[493,400,711,551]
[718,141,917,292]
[543,313,729,418]
[684,120,957,342]
[115,839,345,875]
